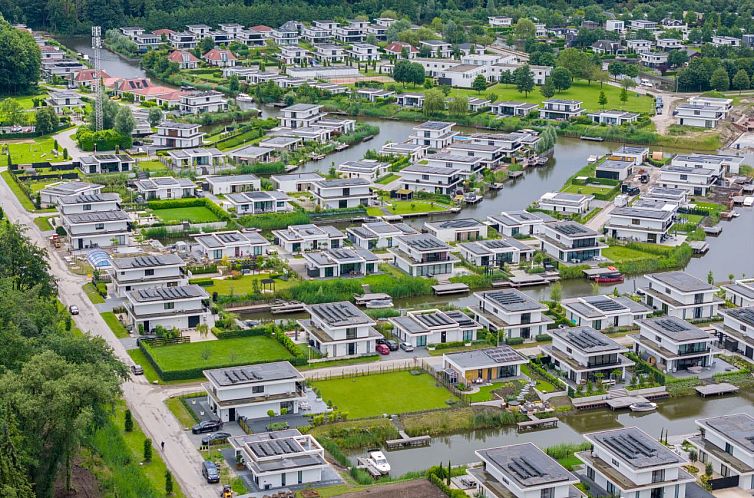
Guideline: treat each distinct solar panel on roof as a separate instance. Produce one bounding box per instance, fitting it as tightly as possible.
[656,318,690,333]
[588,297,626,312]
[604,433,657,460]
[507,457,543,480]
[489,291,526,305]
[556,223,588,235]
[567,329,609,350]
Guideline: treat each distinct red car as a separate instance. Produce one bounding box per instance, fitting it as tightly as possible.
[375,343,390,355]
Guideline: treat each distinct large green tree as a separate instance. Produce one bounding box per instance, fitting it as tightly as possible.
[513,64,535,96]
[0,17,40,94]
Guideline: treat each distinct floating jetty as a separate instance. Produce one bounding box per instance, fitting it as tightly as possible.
[385,431,431,450]
[696,383,739,397]
[432,283,469,295]
[703,225,722,236]
[689,241,709,254]
[270,301,306,314]
[517,414,559,432]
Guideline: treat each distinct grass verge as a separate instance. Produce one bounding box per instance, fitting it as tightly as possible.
[33,215,55,231]
[101,311,129,338]
[82,282,105,304]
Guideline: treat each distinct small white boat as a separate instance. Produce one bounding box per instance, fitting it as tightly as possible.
[587,154,598,163]
[366,298,393,309]
[236,93,253,102]
[367,450,390,474]
[731,210,741,218]
[744,196,754,207]
[629,402,657,412]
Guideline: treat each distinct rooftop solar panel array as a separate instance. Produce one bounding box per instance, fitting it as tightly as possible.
[311,302,369,326]
[414,311,455,328]
[592,428,680,468]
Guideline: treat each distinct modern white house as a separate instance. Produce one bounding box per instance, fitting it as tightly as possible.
[605,19,625,32]
[58,193,130,250]
[272,224,345,254]
[77,153,135,174]
[538,192,593,215]
[424,218,488,243]
[605,204,676,243]
[576,427,695,498]
[347,42,380,61]
[442,345,528,385]
[712,307,754,360]
[125,285,213,333]
[486,210,555,237]
[543,326,633,385]
[299,301,380,357]
[40,181,103,208]
[309,178,373,209]
[203,361,306,422]
[164,148,226,173]
[109,253,187,298]
[627,39,654,53]
[675,102,726,129]
[303,247,379,279]
[470,289,553,341]
[562,295,652,331]
[458,237,534,267]
[670,153,744,176]
[631,316,716,373]
[424,152,484,177]
[336,160,389,182]
[436,63,487,88]
[643,187,688,206]
[539,99,583,120]
[537,221,607,263]
[204,174,261,195]
[313,44,344,63]
[391,309,481,348]
[151,121,204,148]
[270,173,324,193]
[640,271,721,320]
[134,176,195,200]
[193,231,270,260]
[721,279,754,308]
[380,141,428,161]
[278,45,310,65]
[688,414,754,490]
[488,16,513,27]
[595,158,635,181]
[446,140,506,167]
[640,51,669,68]
[469,443,583,498]
[179,90,228,114]
[658,165,718,196]
[389,233,458,277]
[279,104,326,129]
[224,190,292,215]
[346,221,417,250]
[588,110,640,125]
[229,430,327,491]
[611,145,650,166]
[45,90,82,114]
[712,35,741,47]
[410,121,458,150]
[490,101,539,117]
[657,38,684,50]
[398,164,463,195]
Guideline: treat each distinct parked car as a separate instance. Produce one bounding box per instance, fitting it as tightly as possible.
[192,419,223,434]
[68,305,79,315]
[202,461,220,484]
[376,337,388,346]
[399,342,415,352]
[130,364,144,375]
[376,343,390,355]
[640,174,650,184]
[201,431,231,446]
[386,340,399,351]
[622,184,640,195]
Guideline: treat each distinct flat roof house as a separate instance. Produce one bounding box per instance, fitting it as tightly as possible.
[543,326,633,384]
[595,158,635,181]
[436,63,487,89]
[491,101,539,117]
[58,193,130,250]
[711,306,754,360]
[671,153,744,176]
[391,309,482,348]
[640,51,669,68]
[229,429,327,491]
[442,345,527,385]
[303,247,379,279]
[346,221,417,250]
[538,192,593,214]
[203,361,306,422]
[77,153,134,174]
[336,160,389,182]
[40,181,102,208]
[540,99,583,120]
[424,218,488,243]
[134,176,195,200]
[563,294,652,331]
[165,147,226,173]
[424,151,484,177]
[389,233,458,277]
[611,145,650,166]
[631,316,716,373]
[379,141,428,161]
[688,414,754,490]
[109,253,187,298]
[640,271,721,320]
[445,141,505,168]
[270,173,324,193]
[657,38,683,50]
[410,121,458,150]
[605,204,676,244]
[279,104,326,129]
[459,237,534,267]
[420,39,452,58]
[152,121,204,149]
[469,443,583,498]
[470,289,553,341]
[194,231,270,260]
[588,110,639,126]
[125,284,213,333]
[722,278,754,308]
[310,178,372,209]
[644,187,688,206]
[576,427,695,498]
[347,42,380,62]
[179,90,228,114]
[486,210,555,237]
[627,39,654,53]
[45,90,82,114]
[272,224,345,254]
[204,174,261,195]
[537,221,607,263]
[298,301,380,357]
[659,165,718,196]
[398,164,463,195]
[224,190,291,215]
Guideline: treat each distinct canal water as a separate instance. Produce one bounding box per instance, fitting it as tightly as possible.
[58,36,149,80]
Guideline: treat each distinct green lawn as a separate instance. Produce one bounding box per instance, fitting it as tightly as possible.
[466,383,504,403]
[1,170,35,211]
[165,395,201,428]
[376,173,399,185]
[127,349,161,384]
[101,311,129,338]
[602,245,655,264]
[561,184,614,196]
[195,274,296,296]
[146,336,293,373]
[82,282,105,304]
[151,206,220,223]
[313,370,458,418]
[384,200,450,215]
[1,137,65,164]
[520,364,558,393]
[366,207,384,216]
[136,160,170,173]
[450,81,654,114]
[33,215,54,231]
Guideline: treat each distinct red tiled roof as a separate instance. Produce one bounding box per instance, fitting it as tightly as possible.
[74,69,110,81]
[152,29,175,36]
[168,50,200,63]
[250,25,272,32]
[203,48,237,61]
[385,41,418,53]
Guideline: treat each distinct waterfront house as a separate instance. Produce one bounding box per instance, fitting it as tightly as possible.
[688,414,754,490]
[346,221,417,250]
[595,158,635,181]
[152,121,204,149]
[562,295,652,331]
[643,187,688,206]
[444,141,505,168]
[395,93,425,108]
[167,50,200,69]
[670,153,743,176]
[204,174,261,195]
[203,361,306,422]
[486,210,555,237]
[640,271,721,320]
[538,192,593,215]
[272,224,345,254]
[125,284,213,333]
[712,306,754,360]
[588,110,639,125]
[470,289,553,341]
[722,279,754,308]
[303,247,379,278]
[77,153,134,174]
[543,326,633,384]
[398,164,463,195]
[165,148,226,173]
[310,178,373,209]
[270,173,324,193]
[58,193,130,250]
[631,316,716,373]
[203,48,237,67]
[379,141,428,161]
[490,101,539,117]
[109,253,187,298]
[336,160,389,182]
[674,103,726,129]
[611,145,650,166]
[391,309,482,348]
[458,237,534,267]
[169,31,197,49]
[224,190,291,215]
[279,104,326,129]
[40,181,102,208]
[422,152,483,178]
[179,90,228,114]
[410,121,458,150]
[424,218,488,243]
[193,231,270,260]
[134,177,195,200]
[299,301,379,357]
[389,233,458,277]
[605,204,676,243]
[539,99,583,120]
[659,165,717,196]
[537,221,607,263]
[442,345,527,384]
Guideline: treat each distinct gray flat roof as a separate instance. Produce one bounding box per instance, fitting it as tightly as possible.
[597,159,634,171]
[205,174,260,185]
[204,361,303,386]
[402,164,460,176]
[426,218,484,230]
[65,210,129,223]
[314,178,371,187]
[636,316,710,342]
[588,427,684,468]
[427,152,482,163]
[611,207,673,220]
[721,306,754,327]
[549,221,600,238]
[552,326,623,353]
[398,233,450,251]
[698,414,754,453]
[461,238,531,255]
[308,301,372,327]
[477,289,544,312]
[478,443,576,487]
[59,192,120,204]
[415,120,455,130]
[128,284,207,303]
[41,181,99,196]
[491,210,554,226]
[111,253,184,270]
[648,271,715,293]
[445,345,526,369]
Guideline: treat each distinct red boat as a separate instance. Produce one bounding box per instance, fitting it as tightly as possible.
[594,272,624,284]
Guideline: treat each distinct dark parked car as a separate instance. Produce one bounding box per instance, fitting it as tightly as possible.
[201,431,231,446]
[130,364,144,375]
[192,419,223,434]
[202,461,220,484]
[386,340,399,351]
[622,184,640,195]
[376,337,388,346]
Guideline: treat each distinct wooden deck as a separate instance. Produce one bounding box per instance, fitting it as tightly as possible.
[385,430,431,450]
[516,414,558,432]
[432,283,469,295]
[696,383,739,397]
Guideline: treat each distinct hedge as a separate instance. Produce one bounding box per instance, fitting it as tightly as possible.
[212,325,271,339]
[147,197,232,222]
[239,210,310,230]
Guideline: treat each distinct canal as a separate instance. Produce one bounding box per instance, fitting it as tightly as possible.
[58,36,150,80]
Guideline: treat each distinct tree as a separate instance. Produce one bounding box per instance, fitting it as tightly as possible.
[114,106,135,137]
[598,90,607,109]
[549,282,562,303]
[34,107,59,135]
[392,59,412,86]
[707,270,714,285]
[540,78,556,98]
[710,67,730,91]
[514,18,536,41]
[733,69,750,93]
[0,223,54,295]
[608,61,625,80]
[0,18,40,94]
[423,88,445,115]
[620,86,628,106]
[165,470,174,495]
[513,65,535,96]
[124,408,133,432]
[556,48,595,81]
[667,50,689,68]
[147,107,163,127]
[228,74,240,93]
[447,96,468,115]
[144,438,153,462]
[472,74,487,93]
[443,20,465,44]
[409,63,426,86]
[199,36,214,54]
[550,66,572,92]
[0,99,23,126]
[0,416,34,498]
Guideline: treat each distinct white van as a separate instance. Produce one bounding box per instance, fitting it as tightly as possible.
[640,79,654,87]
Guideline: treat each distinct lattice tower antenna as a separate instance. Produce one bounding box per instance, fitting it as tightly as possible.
[92,26,103,132]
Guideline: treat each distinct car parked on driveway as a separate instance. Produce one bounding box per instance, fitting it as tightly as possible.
[376,343,390,355]
[192,419,223,434]
[399,342,415,352]
[69,305,79,315]
[202,461,220,483]
[386,339,399,351]
[201,431,231,446]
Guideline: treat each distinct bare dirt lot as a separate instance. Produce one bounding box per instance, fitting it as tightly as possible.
[338,479,446,498]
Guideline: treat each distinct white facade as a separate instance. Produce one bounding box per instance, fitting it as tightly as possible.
[40,181,102,208]
[659,165,717,195]
[711,307,754,360]
[270,173,323,193]
[59,193,130,250]
[631,316,716,373]
[424,218,488,243]
[299,301,379,357]
[605,205,676,243]
[125,284,213,333]
[134,176,195,200]
[336,160,389,182]
[303,247,379,278]
[410,121,458,150]
[109,253,187,298]
[279,104,325,129]
[391,309,481,347]
[540,99,583,120]
[194,231,270,260]
[310,178,372,209]
[538,192,593,214]
[470,289,553,341]
[544,326,633,384]
[151,121,204,148]
[179,90,228,114]
[347,221,417,250]
[722,279,754,308]
[204,174,261,195]
[537,221,606,263]
[347,43,380,62]
[689,414,754,490]
[563,295,652,331]
[272,224,345,254]
[224,190,292,215]
[389,233,458,277]
[487,210,554,237]
[398,164,463,195]
[458,237,534,267]
[670,154,743,176]
[640,271,721,320]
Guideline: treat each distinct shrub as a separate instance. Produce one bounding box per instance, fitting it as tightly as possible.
[505,337,524,345]
[239,211,310,230]
[535,333,552,342]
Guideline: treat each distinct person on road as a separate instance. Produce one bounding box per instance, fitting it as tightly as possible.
[161,441,165,451]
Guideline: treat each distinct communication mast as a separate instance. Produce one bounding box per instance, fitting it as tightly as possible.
[92,26,103,132]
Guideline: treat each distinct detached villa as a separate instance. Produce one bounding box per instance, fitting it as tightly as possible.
[712,307,754,360]
[537,221,606,264]
[688,414,754,490]
[346,221,417,250]
[272,224,345,254]
[631,316,716,373]
[639,271,721,320]
[442,345,528,385]
[562,295,652,331]
[390,309,482,348]
[109,253,187,298]
[193,231,270,260]
[125,285,213,333]
[470,289,553,341]
[389,233,458,277]
[299,301,380,357]
[303,247,379,279]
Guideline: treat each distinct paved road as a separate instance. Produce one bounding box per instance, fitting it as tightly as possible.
[0,170,219,498]
[53,126,85,160]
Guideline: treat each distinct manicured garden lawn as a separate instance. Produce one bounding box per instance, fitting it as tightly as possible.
[384,200,450,215]
[450,81,654,114]
[33,215,54,231]
[197,274,296,296]
[376,173,399,185]
[146,336,293,373]
[136,160,169,173]
[2,137,64,164]
[366,207,384,216]
[82,282,105,304]
[165,395,200,428]
[602,245,655,263]
[127,349,161,384]
[561,184,614,196]
[101,311,129,338]
[520,364,558,393]
[313,370,457,418]
[152,206,220,223]
[466,383,503,403]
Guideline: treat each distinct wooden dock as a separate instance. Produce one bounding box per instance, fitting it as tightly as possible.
[385,431,431,450]
[605,395,649,410]
[432,283,469,295]
[270,301,306,314]
[517,415,558,432]
[696,383,739,397]
[355,458,386,478]
[689,241,710,254]
[703,225,722,236]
